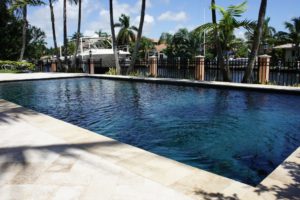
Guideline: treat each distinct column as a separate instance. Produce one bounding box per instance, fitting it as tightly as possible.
[195,55,205,81]
[258,55,271,84]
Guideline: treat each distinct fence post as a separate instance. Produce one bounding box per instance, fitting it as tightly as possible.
[51,61,57,72]
[195,55,205,81]
[90,58,95,74]
[258,55,271,84]
[149,56,157,77]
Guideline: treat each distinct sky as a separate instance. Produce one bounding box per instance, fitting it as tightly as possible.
[27,0,300,47]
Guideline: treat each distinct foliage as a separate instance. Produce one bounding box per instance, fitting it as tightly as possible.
[0,1,47,61]
[105,68,117,75]
[161,29,203,59]
[95,29,110,37]
[115,14,137,45]
[0,60,35,71]
[195,1,254,58]
[71,32,83,40]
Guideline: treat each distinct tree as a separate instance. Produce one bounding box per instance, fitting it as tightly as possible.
[49,0,61,70]
[115,14,137,46]
[245,17,276,53]
[63,0,67,63]
[210,0,226,81]
[109,0,120,74]
[95,29,109,37]
[242,0,268,83]
[284,17,300,60]
[159,32,173,45]
[195,1,253,81]
[128,0,146,74]
[71,0,82,69]
[10,0,44,61]
[138,37,154,60]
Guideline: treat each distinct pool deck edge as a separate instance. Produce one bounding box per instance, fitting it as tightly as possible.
[0,99,299,200]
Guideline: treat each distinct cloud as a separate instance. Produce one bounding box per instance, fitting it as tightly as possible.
[158,11,187,22]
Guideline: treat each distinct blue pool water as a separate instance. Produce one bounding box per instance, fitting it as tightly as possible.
[0,78,299,186]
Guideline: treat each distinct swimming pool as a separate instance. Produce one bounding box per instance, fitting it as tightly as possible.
[0,78,299,186]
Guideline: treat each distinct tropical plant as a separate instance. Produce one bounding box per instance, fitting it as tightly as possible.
[243,0,268,83]
[284,17,300,60]
[137,37,154,60]
[48,0,61,69]
[245,17,276,52]
[115,14,138,45]
[158,32,173,45]
[128,0,146,74]
[196,1,253,81]
[95,29,109,37]
[110,0,120,74]
[71,0,82,69]
[160,29,202,59]
[63,0,67,63]
[10,0,44,61]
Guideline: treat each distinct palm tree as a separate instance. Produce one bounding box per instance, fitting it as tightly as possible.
[95,29,109,37]
[284,17,300,60]
[242,0,268,83]
[115,14,137,46]
[128,0,146,74]
[71,0,82,69]
[159,32,173,45]
[210,0,226,81]
[245,17,276,53]
[109,0,120,74]
[195,1,253,81]
[10,0,44,61]
[63,0,67,65]
[49,0,61,70]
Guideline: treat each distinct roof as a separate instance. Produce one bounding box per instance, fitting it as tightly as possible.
[155,44,167,52]
[273,43,296,49]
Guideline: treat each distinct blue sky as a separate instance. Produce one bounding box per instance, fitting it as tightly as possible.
[27,0,300,47]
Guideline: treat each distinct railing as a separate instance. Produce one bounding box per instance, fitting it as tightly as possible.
[45,58,300,86]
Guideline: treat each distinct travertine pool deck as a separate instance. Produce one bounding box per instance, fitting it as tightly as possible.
[0,73,299,199]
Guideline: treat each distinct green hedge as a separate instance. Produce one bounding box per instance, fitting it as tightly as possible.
[0,60,35,71]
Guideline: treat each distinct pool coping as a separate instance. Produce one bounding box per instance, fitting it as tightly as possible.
[1,73,300,95]
[0,74,299,199]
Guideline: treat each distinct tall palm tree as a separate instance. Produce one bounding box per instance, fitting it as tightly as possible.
[49,0,61,70]
[284,17,300,60]
[10,0,44,61]
[242,0,268,83]
[128,0,146,74]
[71,0,81,69]
[115,14,137,45]
[63,0,67,65]
[195,1,253,81]
[109,0,120,74]
[211,0,226,81]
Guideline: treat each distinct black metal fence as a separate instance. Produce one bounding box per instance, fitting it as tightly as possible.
[43,58,300,86]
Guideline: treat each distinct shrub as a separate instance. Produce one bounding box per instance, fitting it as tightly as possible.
[105,68,117,75]
[0,60,35,72]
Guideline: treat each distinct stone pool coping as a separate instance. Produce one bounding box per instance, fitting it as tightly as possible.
[0,73,300,94]
[0,73,299,199]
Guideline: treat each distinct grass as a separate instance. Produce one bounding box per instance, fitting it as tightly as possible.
[0,69,19,73]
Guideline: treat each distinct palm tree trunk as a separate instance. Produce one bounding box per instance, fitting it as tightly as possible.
[128,0,146,74]
[72,0,81,70]
[63,0,68,69]
[211,0,230,81]
[19,5,27,61]
[242,0,267,83]
[49,0,61,71]
[109,0,121,75]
